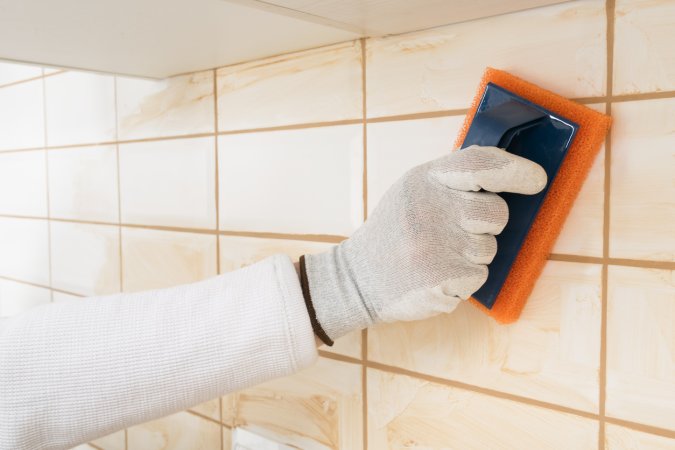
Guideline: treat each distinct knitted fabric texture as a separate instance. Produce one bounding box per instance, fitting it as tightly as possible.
[0,254,317,450]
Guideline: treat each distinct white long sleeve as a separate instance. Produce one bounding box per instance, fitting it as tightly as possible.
[0,254,318,450]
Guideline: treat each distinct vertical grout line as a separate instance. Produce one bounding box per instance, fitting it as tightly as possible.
[41,69,53,303]
[213,69,221,275]
[114,77,124,295]
[219,397,224,450]
[213,68,225,450]
[113,76,128,450]
[359,37,369,450]
[599,1,615,448]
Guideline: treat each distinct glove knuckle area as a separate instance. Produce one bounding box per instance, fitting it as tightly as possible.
[438,259,488,300]
[456,232,497,265]
[452,190,509,235]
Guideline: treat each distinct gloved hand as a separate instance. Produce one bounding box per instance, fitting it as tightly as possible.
[299,145,547,345]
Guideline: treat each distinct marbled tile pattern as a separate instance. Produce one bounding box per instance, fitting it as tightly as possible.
[369,261,603,412]
[366,0,606,117]
[606,266,675,431]
[117,70,215,140]
[217,42,362,132]
[127,411,221,450]
[367,368,599,449]
[614,0,675,95]
[609,98,675,262]
[223,357,363,450]
[1,0,674,447]
[605,424,675,450]
[121,228,217,292]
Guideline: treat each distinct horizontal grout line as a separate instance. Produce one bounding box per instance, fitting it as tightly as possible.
[319,352,675,439]
[185,409,225,427]
[1,87,674,153]
[217,119,362,135]
[548,253,675,270]
[611,90,675,103]
[605,416,675,439]
[0,70,66,90]
[3,214,674,264]
[0,214,347,243]
[366,108,471,122]
[318,351,600,420]
[0,274,84,297]
[0,75,45,90]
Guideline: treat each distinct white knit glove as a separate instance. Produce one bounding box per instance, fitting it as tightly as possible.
[299,145,547,345]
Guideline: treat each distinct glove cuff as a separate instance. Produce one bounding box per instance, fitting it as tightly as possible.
[298,255,334,346]
[302,248,375,344]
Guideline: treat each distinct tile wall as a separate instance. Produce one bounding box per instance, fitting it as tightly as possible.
[0,0,673,448]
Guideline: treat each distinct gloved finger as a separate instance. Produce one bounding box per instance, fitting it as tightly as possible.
[454,231,497,265]
[447,190,509,235]
[429,145,548,195]
[438,263,488,300]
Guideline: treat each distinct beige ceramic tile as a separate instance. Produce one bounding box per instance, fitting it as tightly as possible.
[368,368,598,449]
[366,0,606,118]
[606,424,675,450]
[48,146,119,222]
[553,103,606,257]
[0,61,41,86]
[222,427,231,450]
[0,279,51,317]
[189,398,221,422]
[0,150,47,217]
[0,217,50,285]
[90,429,126,450]
[610,99,674,262]
[119,137,216,229]
[606,266,674,431]
[366,116,464,215]
[223,357,362,450]
[219,235,335,273]
[50,221,121,296]
[614,0,675,95]
[45,71,116,146]
[218,124,363,236]
[127,411,221,450]
[217,41,362,132]
[116,70,214,140]
[218,235,361,359]
[0,79,44,151]
[369,261,602,412]
[553,145,605,256]
[122,227,217,293]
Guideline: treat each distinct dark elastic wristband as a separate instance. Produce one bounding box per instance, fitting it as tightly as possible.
[299,255,334,347]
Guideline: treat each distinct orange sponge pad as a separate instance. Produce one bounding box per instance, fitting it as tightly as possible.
[455,68,611,324]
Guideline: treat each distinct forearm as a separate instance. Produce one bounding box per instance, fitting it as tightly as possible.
[0,255,317,450]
